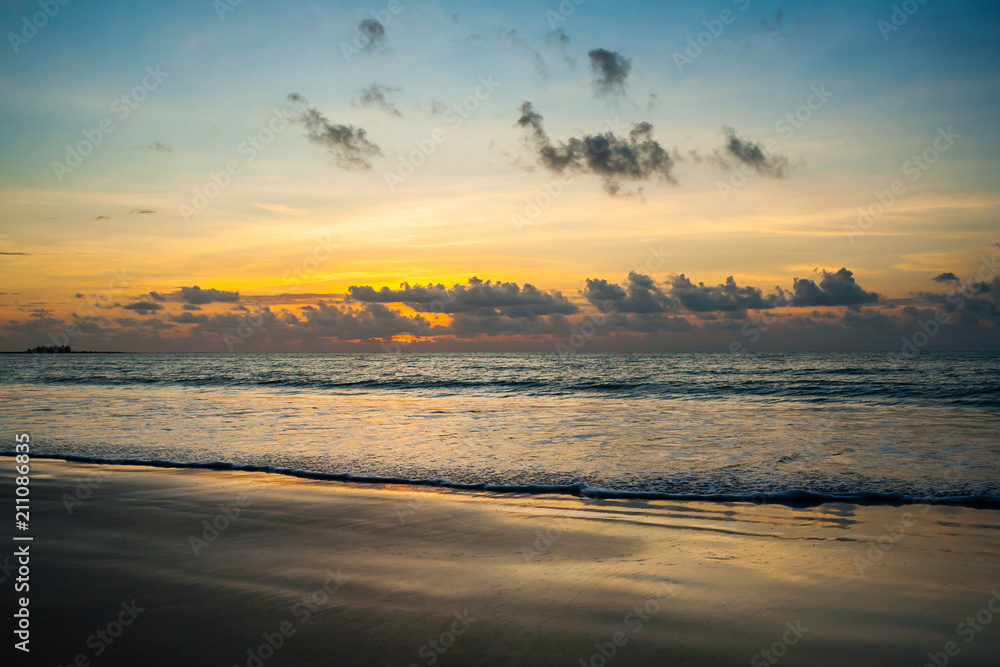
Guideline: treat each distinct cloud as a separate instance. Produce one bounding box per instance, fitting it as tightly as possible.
[146,140,172,153]
[287,93,382,170]
[187,302,429,342]
[668,274,782,314]
[356,83,402,117]
[349,277,578,317]
[933,272,961,283]
[179,285,240,305]
[544,29,575,67]
[583,273,675,313]
[497,29,548,78]
[791,268,880,308]
[171,312,208,325]
[588,48,631,96]
[357,19,388,54]
[122,301,164,315]
[516,102,677,196]
[128,209,156,214]
[716,127,789,177]
[149,291,166,302]
[0,252,29,255]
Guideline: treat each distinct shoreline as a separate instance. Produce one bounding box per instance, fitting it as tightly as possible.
[3,460,1000,665]
[5,452,1000,509]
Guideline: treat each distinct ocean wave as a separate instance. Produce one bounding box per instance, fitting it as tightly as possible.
[5,374,998,406]
[9,452,1000,509]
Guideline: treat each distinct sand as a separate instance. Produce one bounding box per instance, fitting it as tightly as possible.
[2,459,999,666]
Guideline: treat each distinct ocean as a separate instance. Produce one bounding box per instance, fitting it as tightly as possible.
[2,352,998,505]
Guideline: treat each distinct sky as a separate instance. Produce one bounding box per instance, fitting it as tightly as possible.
[1,0,998,352]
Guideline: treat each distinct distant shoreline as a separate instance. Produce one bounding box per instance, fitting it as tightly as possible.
[0,350,125,354]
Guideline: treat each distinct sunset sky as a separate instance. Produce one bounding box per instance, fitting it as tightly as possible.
[1,0,998,351]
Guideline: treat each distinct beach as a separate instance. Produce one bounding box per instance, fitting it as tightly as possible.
[4,459,999,666]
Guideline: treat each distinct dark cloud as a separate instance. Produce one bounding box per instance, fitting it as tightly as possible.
[356,83,402,117]
[587,48,631,96]
[0,252,29,255]
[2,309,62,333]
[933,272,960,284]
[171,312,208,325]
[186,302,427,343]
[149,291,166,302]
[669,274,782,314]
[287,93,382,170]
[146,140,172,153]
[497,28,548,78]
[122,301,164,315]
[443,313,572,338]
[516,103,676,196]
[791,268,880,308]
[357,19,387,54]
[349,277,578,317]
[583,273,674,313]
[182,304,202,311]
[128,209,157,214]
[716,127,789,177]
[179,286,240,305]
[604,313,694,334]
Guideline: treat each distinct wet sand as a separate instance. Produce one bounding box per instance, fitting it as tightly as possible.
[2,459,999,666]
